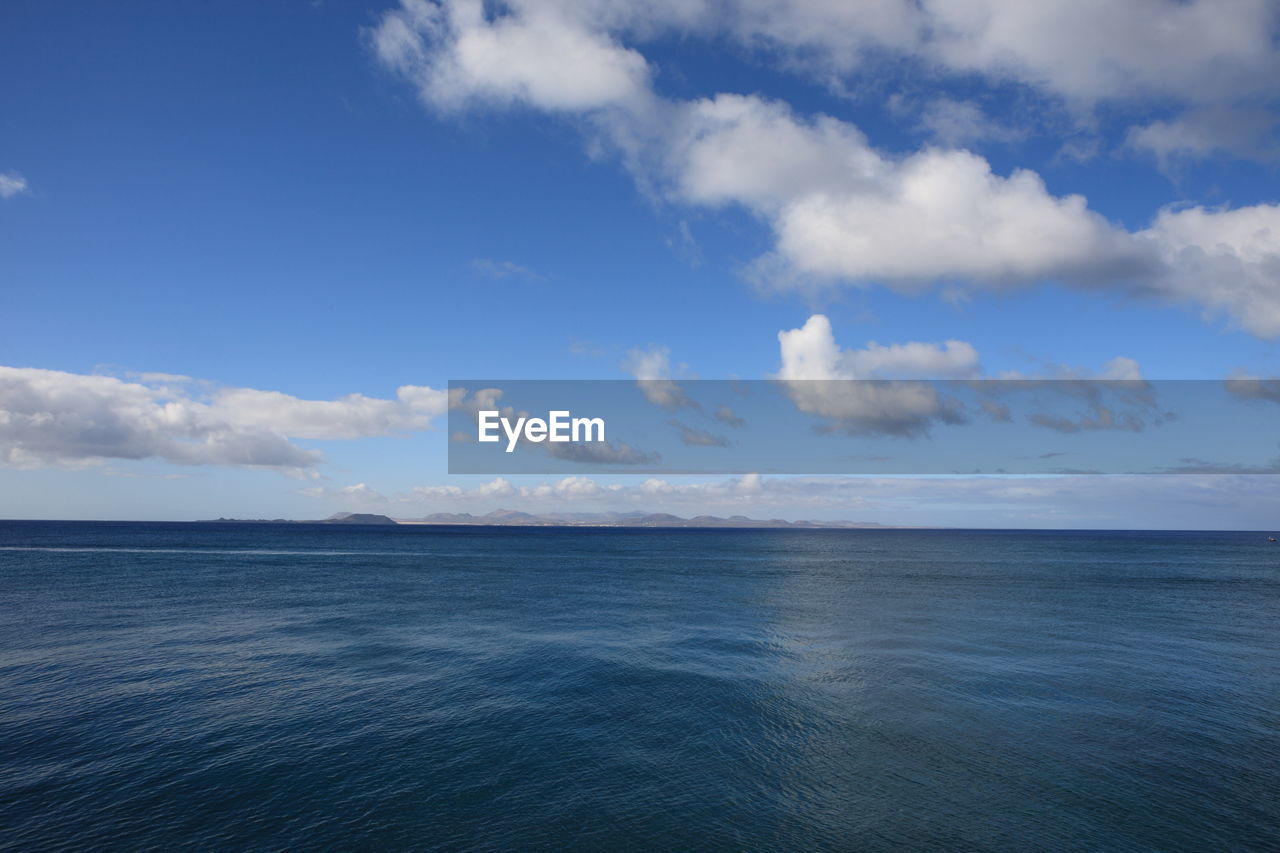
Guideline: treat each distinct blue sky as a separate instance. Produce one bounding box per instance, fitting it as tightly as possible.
[4,0,1280,527]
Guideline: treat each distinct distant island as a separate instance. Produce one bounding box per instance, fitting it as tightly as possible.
[201,513,399,526]
[200,510,897,529]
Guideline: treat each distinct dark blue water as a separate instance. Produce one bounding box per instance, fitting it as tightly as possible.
[1,522,1277,851]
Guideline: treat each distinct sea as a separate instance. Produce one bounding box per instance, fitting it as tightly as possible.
[1,521,1277,852]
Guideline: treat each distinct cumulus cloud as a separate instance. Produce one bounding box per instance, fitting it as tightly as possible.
[449,386,510,419]
[1139,204,1280,337]
[771,315,1162,437]
[661,94,1280,334]
[772,315,971,437]
[0,367,446,473]
[779,316,981,381]
[0,173,28,198]
[762,145,1153,287]
[528,474,604,498]
[657,94,1280,334]
[372,1,1280,337]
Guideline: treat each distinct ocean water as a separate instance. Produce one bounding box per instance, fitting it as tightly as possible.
[1,522,1277,852]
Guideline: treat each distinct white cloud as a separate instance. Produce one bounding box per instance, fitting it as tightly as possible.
[704,0,1280,133]
[529,475,603,498]
[647,93,1280,335]
[0,172,28,198]
[299,482,390,504]
[373,0,650,111]
[209,385,446,440]
[0,367,447,472]
[1139,203,1280,337]
[638,94,1152,288]
[448,386,510,419]
[374,0,1280,132]
[777,315,980,381]
[664,96,1280,334]
[914,98,1025,147]
[772,315,1156,436]
[622,344,697,410]
[622,344,672,381]
[1127,107,1280,168]
[1098,357,1142,382]
[909,0,1278,107]
[660,98,1280,335]
[663,94,885,210]
[373,1,1280,337]
[765,146,1152,287]
[993,356,1144,382]
[397,471,777,508]
[773,315,972,436]
[411,476,517,500]
[340,482,386,500]
[407,475,599,502]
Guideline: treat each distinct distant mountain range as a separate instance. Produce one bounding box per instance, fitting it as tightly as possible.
[201,510,894,529]
[398,510,894,528]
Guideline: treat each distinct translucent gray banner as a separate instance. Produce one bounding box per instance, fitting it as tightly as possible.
[447,379,1280,475]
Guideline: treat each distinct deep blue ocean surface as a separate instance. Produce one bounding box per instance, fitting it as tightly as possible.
[1,522,1277,851]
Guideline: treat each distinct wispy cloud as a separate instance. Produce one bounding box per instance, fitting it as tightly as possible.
[713,405,746,428]
[471,258,544,280]
[669,419,731,447]
[623,344,700,412]
[0,172,28,198]
[545,438,659,466]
